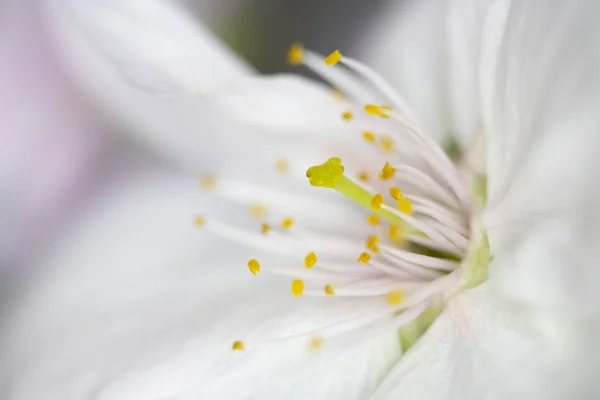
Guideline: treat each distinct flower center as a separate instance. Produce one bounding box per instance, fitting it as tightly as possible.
[198,45,490,352]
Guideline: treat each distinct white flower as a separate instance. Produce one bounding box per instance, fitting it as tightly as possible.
[3,0,600,399]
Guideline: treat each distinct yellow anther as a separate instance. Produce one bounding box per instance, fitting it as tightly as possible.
[287,42,304,65]
[250,203,267,218]
[291,279,305,296]
[380,105,392,119]
[276,158,289,173]
[397,198,413,214]
[367,214,381,225]
[201,174,216,190]
[281,217,295,229]
[306,157,345,188]
[324,284,336,296]
[364,104,381,115]
[358,171,370,182]
[232,340,245,351]
[379,162,396,181]
[366,235,380,253]
[371,193,384,209]
[390,186,403,200]
[325,49,342,66]
[380,136,395,152]
[331,89,345,102]
[362,131,376,143]
[388,223,404,241]
[309,336,324,350]
[247,259,261,276]
[357,252,371,264]
[386,290,405,306]
[305,251,318,269]
[261,223,271,234]
[342,111,354,121]
[194,216,205,226]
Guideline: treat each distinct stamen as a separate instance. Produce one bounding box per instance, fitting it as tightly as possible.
[276,158,289,173]
[357,252,371,264]
[379,162,396,181]
[386,290,404,306]
[390,187,403,200]
[371,193,384,209]
[261,223,271,234]
[281,217,295,230]
[250,203,267,218]
[364,104,383,116]
[366,235,380,253]
[358,171,370,182]
[305,251,318,269]
[232,341,245,351]
[201,174,216,190]
[367,214,381,225]
[194,216,205,226]
[397,198,413,214]
[324,284,336,296]
[342,111,354,121]
[362,130,376,143]
[291,279,305,296]
[287,42,304,65]
[380,136,394,152]
[309,337,324,350]
[247,259,261,275]
[388,224,404,241]
[324,50,342,66]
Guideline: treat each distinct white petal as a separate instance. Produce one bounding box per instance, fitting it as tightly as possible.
[43,0,252,93]
[483,0,600,317]
[39,0,256,173]
[359,0,497,147]
[0,165,401,399]
[371,283,598,400]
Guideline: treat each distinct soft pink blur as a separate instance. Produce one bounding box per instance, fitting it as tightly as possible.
[0,0,109,270]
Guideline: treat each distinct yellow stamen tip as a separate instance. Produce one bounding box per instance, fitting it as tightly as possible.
[379,162,396,181]
[232,340,245,351]
[358,171,370,182]
[247,258,261,276]
[324,283,335,296]
[306,157,345,188]
[305,251,318,269]
[342,111,354,121]
[380,136,395,152]
[281,217,295,229]
[287,42,304,65]
[390,186,403,200]
[364,104,382,115]
[371,193,384,209]
[380,105,392,119]
[367,214,381,226]
[276,158,289,173]
[291,279,305,296]
[331,89,345,102]
[366,235,380,253]
[397,198,413,214]
[362,131,376,143]
[201,174,216,190]
[261,223,271,234]
[309,336,324,350]
[324,49,342,66]
[250,203,267,218]
[357,251,371,264]
[386,290,405,306]
[194,216,205,226]
[388,223,404,241]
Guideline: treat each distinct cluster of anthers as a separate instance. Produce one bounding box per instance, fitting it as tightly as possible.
[196,44,485,353]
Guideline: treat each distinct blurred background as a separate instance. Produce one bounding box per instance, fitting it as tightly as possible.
[0,0,394,275]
